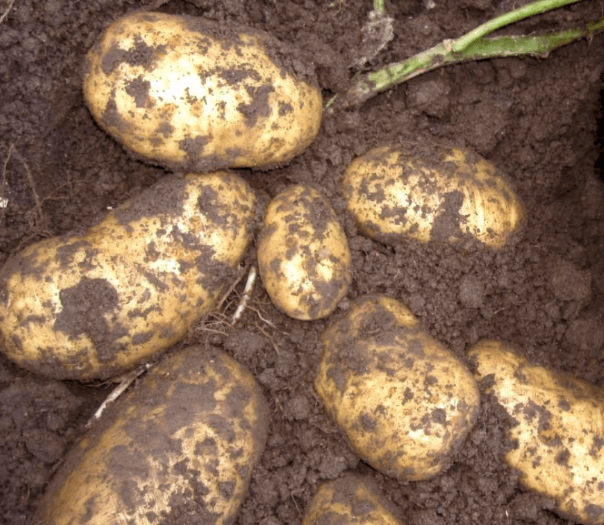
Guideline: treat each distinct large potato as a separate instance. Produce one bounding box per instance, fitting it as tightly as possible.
[315,295,480,481]
[257,185,352,320]
[34,346,269,525]
[469,339,604,525]
[342,143,526,249]
[302,474,405,525]
[0,172,256,381]
[83,11,323,172]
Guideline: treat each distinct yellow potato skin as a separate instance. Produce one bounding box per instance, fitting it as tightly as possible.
[257,185,352,320]
[0,172,256,381]
[469,339,604,525]
[315,295,480,481]
[33,346,269,525]
[303,474,405,525]
[342,143,526,249]
[83,11,323,172]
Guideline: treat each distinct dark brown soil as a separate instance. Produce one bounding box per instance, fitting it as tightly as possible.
[1,1,603,524]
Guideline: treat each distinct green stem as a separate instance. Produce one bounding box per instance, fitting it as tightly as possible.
[373,0,386,16]
[451,0,583,51]
[463,18,604,58]
[334,4,604,108]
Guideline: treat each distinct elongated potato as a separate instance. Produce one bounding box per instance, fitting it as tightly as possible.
[342,143,526,248]
[469,339,604,525]
[315,295,480,481]
[83,11,323,172]
[257,185,352,320]
[34,346,269,525]
[303,474,405,525]
[0,172,256,380]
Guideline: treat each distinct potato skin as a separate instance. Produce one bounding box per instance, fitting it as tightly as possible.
[302,474,405,525]
[0,172,256,380]
[469,339,604,525]
[83,11,323,172]
[315,295,480,481]
[342,143,526,249]
[33,346,269,525]
[257,185,352,320]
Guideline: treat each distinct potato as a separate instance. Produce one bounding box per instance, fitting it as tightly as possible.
[83,11,323,172]
[302,474,405,525]
[469,339,604,525]
[0,172,256,381]
[342,143,526,249]
[257,185,352,320]
[33,346,269,525]
[315,295,480,481]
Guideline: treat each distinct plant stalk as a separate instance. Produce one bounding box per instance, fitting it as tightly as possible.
[331,0,603,108]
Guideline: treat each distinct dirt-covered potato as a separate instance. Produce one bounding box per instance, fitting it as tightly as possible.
[302,473,405,525]
[257,185,352,320]
[33,346,269,525]
[0,172,256,381]
[469,339,604,525]
[315,295,480,481]
[342,143,526,249]
[83,11,323,172]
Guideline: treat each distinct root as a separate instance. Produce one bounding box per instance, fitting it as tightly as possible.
[86,363,152,428]
[194,310,231,339]
[5,147,47,232]
[192,264,284,356]
[20,154,42,218]
[215,266,247,312]
[231,265,257,325]
[0,143,13,213]
[253,321,281,355]
[0,0,17,25]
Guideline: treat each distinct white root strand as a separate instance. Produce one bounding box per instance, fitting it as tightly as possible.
[86,364,151,428]
[0,0,17,25]
[231,265,257,325]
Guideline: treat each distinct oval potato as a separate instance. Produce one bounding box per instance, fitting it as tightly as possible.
[33,346,269,525]
[342,143,526,249]
[469,339,604,525]
[0,172,256,380]
[315,295,480,481]
[257,185,352,320]
[83,11,323,172]
[302,474,405,525]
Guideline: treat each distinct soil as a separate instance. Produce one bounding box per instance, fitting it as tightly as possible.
[1,0,603,524]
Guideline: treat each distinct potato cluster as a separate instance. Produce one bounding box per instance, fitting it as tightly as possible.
[83,11,322,172]
[7,7,585,525]
[0,10,331,524]
[315,295,480,481]
[33,346,269,525]
[0,172,256,381]
[470,340,604,525]
[342,143,526,249]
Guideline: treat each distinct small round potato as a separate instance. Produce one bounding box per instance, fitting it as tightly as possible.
[83,11,323,172]
[342,143,526,249]
[469,339,604,525]
[315,295,480,481]
[33,346,270,525]
[257,185,352,320]
[302,474,405,525]
[0,172,256,380]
